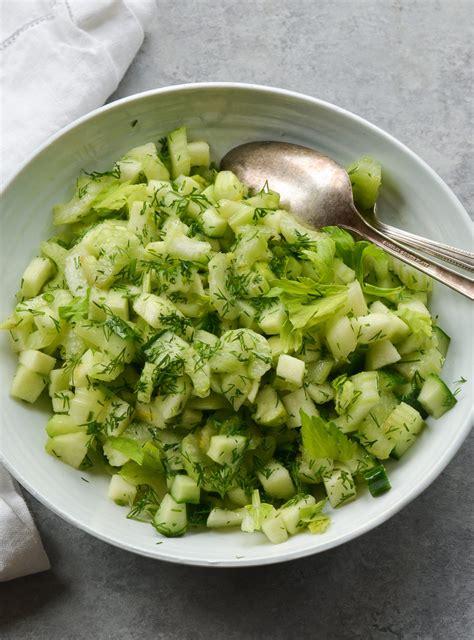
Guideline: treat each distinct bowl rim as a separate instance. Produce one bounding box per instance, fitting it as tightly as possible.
[1,81,472,567]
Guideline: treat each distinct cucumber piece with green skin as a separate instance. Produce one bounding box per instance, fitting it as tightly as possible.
[432,326,451,358]
[306,358,334,384]
[46,414,87,437]
[417,374,457,418]
[153,494,187,537]
[364,464,391,497]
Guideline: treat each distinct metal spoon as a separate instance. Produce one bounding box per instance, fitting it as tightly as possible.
[362,206,474,272]
[221,141,474,300]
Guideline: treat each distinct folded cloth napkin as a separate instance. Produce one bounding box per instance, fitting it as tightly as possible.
[0,0,157,581]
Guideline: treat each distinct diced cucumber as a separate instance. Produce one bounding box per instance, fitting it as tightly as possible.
[417,374,457,418]
[432,326,451,358]
[69,386,108,425]
[170,474,200,504]
[19,349,56,374]
[306,383,334,404]
[102,395,133,436]
[201,207,227,237]
[153,493,187,537]
[281,388,318,428]
[20,257,55,299]
[126,142,170,181]
[394,348,443,381]
[280,494,316,534]
[276,354,305,389]
[52,390,74,413]
[325,315,358,359]
[383,402,424,458]
[226,486,251,507]
[364,464,391,497]
[207,508,243,528]
[103,440,130,467]
[213,171,246,201]
[11,364,47,403]
[207,434,247,467]
[253,385,288,427]
[167,127,191,178]
[89,288,129,322]
[45,431,89,468]
[354,312,393,345]
[347,156,381,210]
[306,358,334,384]
[333,371,380,432]
[108,475,137,506]
[133,293,184,330]
[261,513,288,544]
[365,339,401,370]
[258,303,287,335]
[187,140,210,167]
[297,451,333,484]
[257,460,295,499]
[344,280,367,315]
[46,414,87,437]
[49,368,70,396]
[358,415,395,460]
[323,465,357,508]
[166,234,211,263]
[2,126,455,546]
[136,362,158,404]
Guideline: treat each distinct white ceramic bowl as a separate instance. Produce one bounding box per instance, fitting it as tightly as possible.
[1,83,472,567]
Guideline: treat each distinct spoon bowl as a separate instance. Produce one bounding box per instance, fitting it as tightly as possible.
[221,141,474,299]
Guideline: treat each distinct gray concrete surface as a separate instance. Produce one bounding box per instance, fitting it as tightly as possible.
[1,1,473,638]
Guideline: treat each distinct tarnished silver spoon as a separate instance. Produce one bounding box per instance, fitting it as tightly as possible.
[221,141,474,300]
[362,205,474,272]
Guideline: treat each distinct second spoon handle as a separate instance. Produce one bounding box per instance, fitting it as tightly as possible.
[374,220,474,272]
[345,209,474,300]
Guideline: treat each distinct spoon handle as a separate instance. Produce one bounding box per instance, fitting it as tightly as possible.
[372,220,474,272]
[346,210,474,300]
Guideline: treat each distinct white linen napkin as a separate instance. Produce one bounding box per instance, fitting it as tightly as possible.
[0,0,157,581]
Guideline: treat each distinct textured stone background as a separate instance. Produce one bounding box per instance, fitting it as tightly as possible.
[1,1,473,638]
